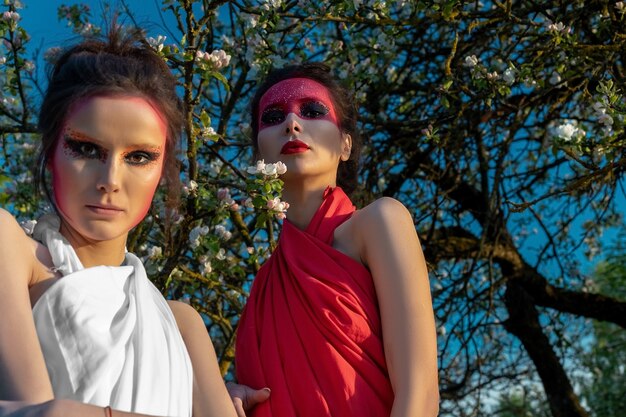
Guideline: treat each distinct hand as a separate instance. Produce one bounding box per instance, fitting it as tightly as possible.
[225,382,271,417]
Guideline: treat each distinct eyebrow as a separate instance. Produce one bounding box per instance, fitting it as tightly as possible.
[63,127,164,151]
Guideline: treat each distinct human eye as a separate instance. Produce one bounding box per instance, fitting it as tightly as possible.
[125,150,161,166]
[64,138,103,160]
[300,101,329,119]
[260,108,285,125]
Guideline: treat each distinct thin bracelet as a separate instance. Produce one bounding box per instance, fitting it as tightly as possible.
[104,406,113,417]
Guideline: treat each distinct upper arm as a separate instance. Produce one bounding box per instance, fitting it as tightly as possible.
[168,301,236,417]
[358,198,439,415]
[0,209,54,401]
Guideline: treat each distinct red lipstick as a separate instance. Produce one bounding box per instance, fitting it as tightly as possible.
[281,139,310,155]
[86,204,124,216]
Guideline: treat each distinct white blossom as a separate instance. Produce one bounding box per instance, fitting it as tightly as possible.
[189,225,209,248]
[23,60,34,72]
[502,68,516,85]
[200,259,212,275]
[243,198,254,208]
[200,126,216,141]
[275,161,287,175]
[598,113,614,126]
[261,0,284,10]
[546,20,569,33]
[486,71,499,81]
[554,122,584,142]
[264,163,277,176]
[196,49,231,69]
[217,187,231,201]
[148,246,162,258]
[616,1,625,12]
[549,71,562,85]
[464,55,479,68]
[215,225,232,241]
[2,11,20,21]
[147,35,167,52]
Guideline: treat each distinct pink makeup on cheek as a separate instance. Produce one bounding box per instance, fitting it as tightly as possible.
[258,78,339,130]
[50,146,72,218]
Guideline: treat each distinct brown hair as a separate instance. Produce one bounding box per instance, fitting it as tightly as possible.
[36,26,182,208]
[250,62,361,194]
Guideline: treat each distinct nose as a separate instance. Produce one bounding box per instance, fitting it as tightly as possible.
[284,113,302,135]
[96,157,121,193]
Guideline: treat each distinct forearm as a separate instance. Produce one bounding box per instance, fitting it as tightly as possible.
[390,383,439,417]
[0,400,160,417]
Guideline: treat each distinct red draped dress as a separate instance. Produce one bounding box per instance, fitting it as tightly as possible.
[236,187,394,417]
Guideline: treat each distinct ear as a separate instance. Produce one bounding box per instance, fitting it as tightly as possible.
[340,133,352,162]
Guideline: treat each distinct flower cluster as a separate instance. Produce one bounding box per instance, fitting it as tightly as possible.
[217,187,239,211]
[554,122,585,143]
[549,71,562,86]
[183,180,198,195]
[261,0,284,10]
[195,49,231,70]
[147,35,167,53]
[148,246,162,259]
[593,102,613,132]
[266,197,289,220]
[246,159,287,177]
[189,225,210,249]
[244,160,288,221]
[464,55,478,68]
[200,126,217,142]
[1,11,20,22]
[215,225,232,240]
[545,20,570,34]
[198,255,212,275]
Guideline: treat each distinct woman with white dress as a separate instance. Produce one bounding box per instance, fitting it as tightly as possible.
[0,27,237,417]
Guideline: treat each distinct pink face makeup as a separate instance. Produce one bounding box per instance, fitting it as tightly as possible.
[258,78,339,131]
[50,95,168,244]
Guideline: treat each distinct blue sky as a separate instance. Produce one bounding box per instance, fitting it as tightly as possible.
[20,1,168,50]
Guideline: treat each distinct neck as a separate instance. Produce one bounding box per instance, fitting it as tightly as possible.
[282,178,335,230]
[59,222,127,268]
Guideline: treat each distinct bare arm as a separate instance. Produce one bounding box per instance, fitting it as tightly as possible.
[0,399,167,417]
[358,198,439,417]
[168,301,237,417]
[0,209,53,402]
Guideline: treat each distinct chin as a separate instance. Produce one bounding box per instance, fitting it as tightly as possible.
[72,222,130,243]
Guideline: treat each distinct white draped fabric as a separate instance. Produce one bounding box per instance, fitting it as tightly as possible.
[32,215,193,417]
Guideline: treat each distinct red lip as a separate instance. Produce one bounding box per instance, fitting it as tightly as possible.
[86,204,124,215]
[281,139,310,155]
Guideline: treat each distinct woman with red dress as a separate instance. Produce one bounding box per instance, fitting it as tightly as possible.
[234,63,439,417]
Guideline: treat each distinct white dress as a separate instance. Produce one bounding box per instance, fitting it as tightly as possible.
[31,215,193,417]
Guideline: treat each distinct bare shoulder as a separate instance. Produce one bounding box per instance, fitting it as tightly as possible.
[0,209,54,286]
[0,208,25,238]
[0,208,35,264]
[354,197,415,236]
[167,300,204,336]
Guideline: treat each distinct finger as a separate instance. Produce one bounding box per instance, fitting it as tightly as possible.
[244,387,271,410]
[232,398,246,417]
